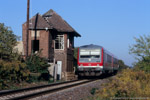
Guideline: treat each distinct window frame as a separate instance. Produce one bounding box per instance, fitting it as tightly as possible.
[54,34,64,50]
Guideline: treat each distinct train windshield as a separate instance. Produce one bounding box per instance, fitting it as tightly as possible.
[79,49,101,62]
[80,55,100,58]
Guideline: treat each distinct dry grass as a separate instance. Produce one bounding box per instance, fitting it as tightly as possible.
[91,69,150,100]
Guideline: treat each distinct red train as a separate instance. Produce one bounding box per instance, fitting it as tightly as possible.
[77,44,119,77]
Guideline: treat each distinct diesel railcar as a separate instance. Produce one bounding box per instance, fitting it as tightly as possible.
[77,44,119,76]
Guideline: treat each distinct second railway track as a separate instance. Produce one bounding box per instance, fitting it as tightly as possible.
[0,79,97,100]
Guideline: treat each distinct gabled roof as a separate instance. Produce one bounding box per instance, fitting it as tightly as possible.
[43,9,81,37]
[29,13,52,30]
[26,9,81,37]
[43,10,73,31]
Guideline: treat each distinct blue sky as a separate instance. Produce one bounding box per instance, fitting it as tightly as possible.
[0,0,150,66]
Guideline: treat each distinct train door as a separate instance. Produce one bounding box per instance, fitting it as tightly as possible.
[57,61,62,80]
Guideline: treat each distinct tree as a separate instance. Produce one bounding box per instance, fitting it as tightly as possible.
[129,35,150,72]
[118,60,129,71]
[129,35,150,61]
[0,23,30,89]
[0,23,18,61]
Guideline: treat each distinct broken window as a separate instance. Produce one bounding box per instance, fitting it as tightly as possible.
[70,36,74,48]
[32,40,39,53]
[67,35,74,48]
[55,35,64,50]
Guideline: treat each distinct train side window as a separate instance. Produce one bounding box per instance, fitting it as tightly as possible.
[114,58,118,64]
[107,54,111,63]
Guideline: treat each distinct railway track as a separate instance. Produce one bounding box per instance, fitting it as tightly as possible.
[0,79,96,100]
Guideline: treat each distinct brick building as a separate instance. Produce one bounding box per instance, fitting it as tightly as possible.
[22,9,81,80]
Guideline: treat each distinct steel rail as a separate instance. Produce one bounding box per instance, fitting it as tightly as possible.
[0,79,80,97]
[9,79,96,100]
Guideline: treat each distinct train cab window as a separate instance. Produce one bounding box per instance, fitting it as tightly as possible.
[79,49,101,62]
[80,49,101,58]
[80,55,100,58]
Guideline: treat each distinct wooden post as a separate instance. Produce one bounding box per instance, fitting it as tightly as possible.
[26,0,30,57]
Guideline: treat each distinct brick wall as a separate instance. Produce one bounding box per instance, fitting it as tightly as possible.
[22,24,50,59]
[38,30,49,58]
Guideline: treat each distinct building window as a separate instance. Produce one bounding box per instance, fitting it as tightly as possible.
[70,36,74,48]
[32,40,39,53]
[55,35,64,50]
[67,35,74,48]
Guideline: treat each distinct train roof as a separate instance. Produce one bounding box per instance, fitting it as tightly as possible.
[79,44,103,49]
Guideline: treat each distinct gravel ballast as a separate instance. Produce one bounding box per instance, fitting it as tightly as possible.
[31,76,113,100]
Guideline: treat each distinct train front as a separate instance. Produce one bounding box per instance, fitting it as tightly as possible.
[77,45,103,76]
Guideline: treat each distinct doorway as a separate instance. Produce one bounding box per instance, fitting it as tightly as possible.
[57,61,62,80]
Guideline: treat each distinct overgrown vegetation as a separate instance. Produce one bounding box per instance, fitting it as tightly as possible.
[0,60,30,89]
[0,23,50,90]
[0,23,19,60]
[0,23,30,89]
[92,69,150,100]
[26,52,50,82]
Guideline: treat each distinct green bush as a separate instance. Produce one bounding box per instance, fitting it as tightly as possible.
[91,88,98,95]
[134,56,150,73]
[0,60,30,89]
[25,52,50,81]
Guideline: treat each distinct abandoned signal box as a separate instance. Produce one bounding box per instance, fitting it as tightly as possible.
[22,9,81,80]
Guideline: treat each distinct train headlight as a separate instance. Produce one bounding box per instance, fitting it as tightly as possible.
[100,66,103,68]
